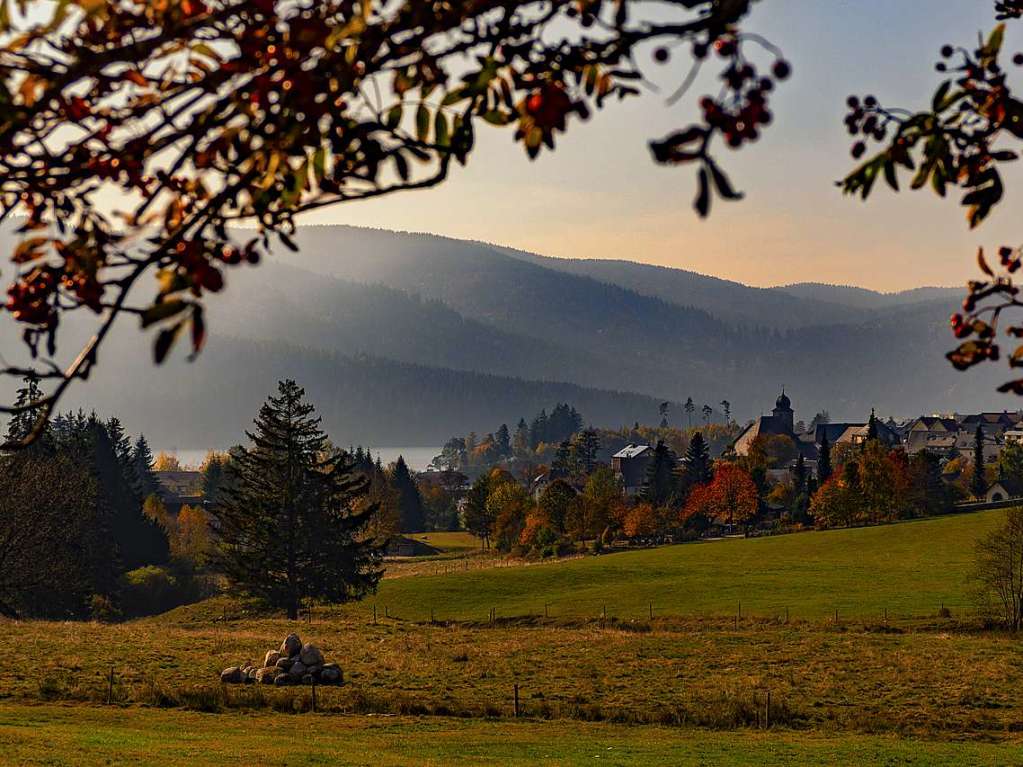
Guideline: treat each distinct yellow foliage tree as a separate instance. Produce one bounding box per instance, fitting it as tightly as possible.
[153,452,182,472]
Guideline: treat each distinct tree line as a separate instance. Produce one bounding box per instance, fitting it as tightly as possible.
[0,377,386,621]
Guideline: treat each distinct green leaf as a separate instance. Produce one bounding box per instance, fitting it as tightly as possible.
[385,104,402,129]
[435,111,450,147]
[416,105,430,142]
[141,299,189,329]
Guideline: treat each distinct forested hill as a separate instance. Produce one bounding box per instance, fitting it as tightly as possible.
[0,223,1013,445]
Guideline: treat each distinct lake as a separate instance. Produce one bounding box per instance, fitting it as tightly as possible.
[157,447,442,472]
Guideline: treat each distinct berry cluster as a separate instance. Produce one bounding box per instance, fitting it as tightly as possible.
[5,266,59,327]
[695,36,788,149]
[844,96,886,159]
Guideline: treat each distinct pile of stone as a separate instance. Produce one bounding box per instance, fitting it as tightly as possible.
[220,633,343,687]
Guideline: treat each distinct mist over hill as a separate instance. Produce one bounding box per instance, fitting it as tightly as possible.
[0,224,1014,445]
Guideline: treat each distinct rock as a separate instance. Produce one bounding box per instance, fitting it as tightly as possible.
[220,666,244,684]
[280,633,302,658]
[273,674,291,686]
[264,650,281,668]
[301,674,314,685]
[305,663,323,677]
[275,657,293,671]
[245,668,258,684]
[255,667,278,685]
[299,643,324,666]
[288,660,307,680]
[320,665,342,685]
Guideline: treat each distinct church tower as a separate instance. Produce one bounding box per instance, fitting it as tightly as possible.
[772,389,794,435]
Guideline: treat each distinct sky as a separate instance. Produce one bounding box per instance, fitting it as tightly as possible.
[297,0,1023,292]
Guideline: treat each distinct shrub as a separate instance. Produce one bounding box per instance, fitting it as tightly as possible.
[89,594,121,623]
[120,566,180,618]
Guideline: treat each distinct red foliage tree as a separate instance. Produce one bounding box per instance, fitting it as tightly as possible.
[682,463,758,529]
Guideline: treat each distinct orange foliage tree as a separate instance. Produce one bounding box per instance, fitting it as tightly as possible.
[682,463,758,529]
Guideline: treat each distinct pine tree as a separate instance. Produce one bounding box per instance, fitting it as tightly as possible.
[551,440,573,478]
[972,425,988,498]
[390,455,426,533]
[866,408,879,444]
[680,432,713,489]
[88,418,169,570]
[5,374,46,445]
[513,418,530,456]
[817,433,833,483]
[573,428,600,475]
[640,441,676,507]
[131,435,159,499]
[495,424,511,457]
[211,380,383,618]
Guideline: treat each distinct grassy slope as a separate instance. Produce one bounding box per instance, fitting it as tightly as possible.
[365,512,1001,623]
[1,705,1018,767]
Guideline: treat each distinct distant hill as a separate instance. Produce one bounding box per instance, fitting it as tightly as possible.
[0,223,1013,445]
[775,282,962,311]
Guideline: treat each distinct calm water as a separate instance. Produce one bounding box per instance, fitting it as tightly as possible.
[158,447,442,472]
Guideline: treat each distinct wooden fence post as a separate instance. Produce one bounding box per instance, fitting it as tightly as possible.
[107,667,114,704]
[373,604,377,624]
[513,684,520,718]
[311,680,317,713]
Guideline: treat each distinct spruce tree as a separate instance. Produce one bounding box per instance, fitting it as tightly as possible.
[972,425,988,498]
[88,418,169,570]
[5,374,46,445]
[866,408,879,444]
[817,433,833,483]
[211,380,383,618]
[390,455,426,533]
[681,432,713,488]
[131,435,159,499]
[495,424,511,457]
[640,441,676,507]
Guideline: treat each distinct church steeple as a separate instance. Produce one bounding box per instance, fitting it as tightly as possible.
[772,387,794,434]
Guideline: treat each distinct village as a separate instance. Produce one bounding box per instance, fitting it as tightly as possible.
[142,390,1023,567]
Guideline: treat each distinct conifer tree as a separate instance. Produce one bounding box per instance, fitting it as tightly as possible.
[681,432,713,489]
[817,433,833,483]
[513,419,530,456]
[211,380,383,618]
[131,435,159,499]
[5,374,46,445]
[866,408,879,444]
[87,418,169,570]
[390,455,426,533]
[640,441,677,507]
[495,424,511,457]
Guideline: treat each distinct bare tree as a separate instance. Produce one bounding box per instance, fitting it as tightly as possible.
[973,508,1023,631]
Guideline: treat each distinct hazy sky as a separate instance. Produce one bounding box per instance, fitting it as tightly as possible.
[299,1,1023,292]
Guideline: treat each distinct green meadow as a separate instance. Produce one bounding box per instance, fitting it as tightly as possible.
[1,705,1019,766]
[363,511,1000,623]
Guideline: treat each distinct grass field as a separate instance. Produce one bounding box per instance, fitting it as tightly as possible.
[367,511,1002,623]
[409,531,483,554]
[2,705,1020,766]
[7,509,1022,763]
